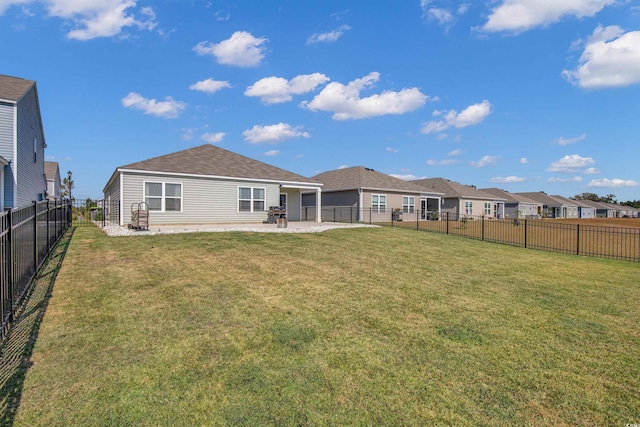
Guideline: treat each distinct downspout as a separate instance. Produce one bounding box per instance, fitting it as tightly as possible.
[359,189,363,222]
[119,172,124,226]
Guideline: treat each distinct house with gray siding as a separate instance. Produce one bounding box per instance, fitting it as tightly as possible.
[412,178,506,219]
[103,144,323,226]
[568,198,595,219]
[0,74,47,209]
[515,192,576,218]
[577,200,616,218]
[479,188,543,219]
[303,166,443,222]
[45,161,61,200]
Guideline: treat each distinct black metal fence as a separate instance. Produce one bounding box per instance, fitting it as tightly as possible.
[69,200,120,227]
[1,199,72,339]
[310,207,640,262]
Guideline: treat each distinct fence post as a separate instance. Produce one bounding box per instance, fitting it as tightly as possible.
[369,208,371,225]
[524,219,528,248]
[446,212,449,234]
[33,201,38,271]
[576,224,580,256]
[46,199,50,252]
[481,215,485,241]
[350,206,353,223]
[7,209,13,323]
[416,209,419,230]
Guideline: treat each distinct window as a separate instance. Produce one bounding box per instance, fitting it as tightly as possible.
[372,194,387,213]
[465,201,473,215]
[33,138,37,162]
[239,187,266,212]
[402,196,415,213]
[484,202,491,216]
[144,182,182,212]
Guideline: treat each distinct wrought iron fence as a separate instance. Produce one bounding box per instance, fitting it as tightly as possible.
[1,199,72,339]
[69,200,120,227]
[310,207,640,262]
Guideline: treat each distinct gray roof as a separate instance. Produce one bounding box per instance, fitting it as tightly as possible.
[0,74,35,101]
[312,166,443,195]
[479,188,542,205]
[577,199,615,210]
[44,161,59,180]
[515,192,566,206]
[566,198,596,209]
[549,195,579,207]
[412,178,504,200]
[118,144,319,184]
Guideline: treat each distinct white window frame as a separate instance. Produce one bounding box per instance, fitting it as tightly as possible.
[143,181,183,212]
[465,201,473,215]
[402,196,415,213]
[372,194,387,213]
[484,202,491,216]
[238,186,266,213]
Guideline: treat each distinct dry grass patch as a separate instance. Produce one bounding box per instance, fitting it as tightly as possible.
[6,226,640,426]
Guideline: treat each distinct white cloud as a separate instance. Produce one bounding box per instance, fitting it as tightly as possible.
[264,150,279,156]
[201,132,226,143]
[194,31,267,67]
[0,0,158,40]
[421,100,492,134]
[448,149,465,156]
[386,147,400,153]
[482,0,616,33]
[547,154,595,172]
[338,165,349,169]
[390,174,425,181]
[489,176,526,183]
[427,7,454,25]
[121,92,185,119]
[242,123,310,144]
[563,26,640,89]
[588,178,640,188]
[557,133,586,145]
[520,157,529,164]
[426,159,458,166]
[307,24,350,44]
[469,155,499,168]
[189,78,231,94]
[548,176,583,183]
[584,167,601,174]
[301,72,430,120]
[245,73,329,104]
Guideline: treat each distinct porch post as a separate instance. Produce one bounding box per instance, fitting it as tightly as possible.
[316,188,322,223]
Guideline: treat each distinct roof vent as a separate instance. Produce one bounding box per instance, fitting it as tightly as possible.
[365,167,374,171]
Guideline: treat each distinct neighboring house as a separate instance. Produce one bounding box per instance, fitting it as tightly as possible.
[103,144,323,226]
[602,202,631,218]
[412,178,506,219]
[0,74,47,210]
[516,192,573,218]
[577,200,616,218]
[568,198,596,219]
[549,195,579,218]
[479,188,543,219]
[44,161,61,200]
[304,166,444,222]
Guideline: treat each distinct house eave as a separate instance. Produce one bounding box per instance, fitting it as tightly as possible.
[114,168,322,188]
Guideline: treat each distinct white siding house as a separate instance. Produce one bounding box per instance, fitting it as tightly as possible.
[0,74,47,209]
[103,144,323,226]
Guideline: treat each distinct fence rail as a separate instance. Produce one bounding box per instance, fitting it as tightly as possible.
[1,199,72,339]
[308,206,640,262]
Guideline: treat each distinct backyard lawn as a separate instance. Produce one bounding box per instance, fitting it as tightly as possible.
[5,225,640,426]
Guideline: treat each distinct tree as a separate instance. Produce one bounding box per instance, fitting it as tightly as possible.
[573,192,617,203]
[622,200,640,208]
[61,173,75,201]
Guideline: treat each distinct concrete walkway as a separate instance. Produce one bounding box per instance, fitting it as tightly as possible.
[99,221,379,236]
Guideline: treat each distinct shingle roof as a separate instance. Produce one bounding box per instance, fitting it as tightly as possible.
[44,161,59,180]
[412,178,503,200]
[577,199,614,210]
[515,192,566,206]
[0,74,35,101]
[549,195,579,206]
[312,166,443,194]
[480,188,542,204]
[118,144,318,184]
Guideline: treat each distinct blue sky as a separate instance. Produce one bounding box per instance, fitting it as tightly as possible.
[2,0,639,201]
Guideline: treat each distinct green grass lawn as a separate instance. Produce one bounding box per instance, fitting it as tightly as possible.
[7,225,640,426]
